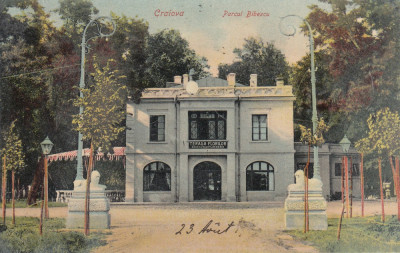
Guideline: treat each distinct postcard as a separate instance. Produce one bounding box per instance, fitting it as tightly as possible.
[1,0,399,252]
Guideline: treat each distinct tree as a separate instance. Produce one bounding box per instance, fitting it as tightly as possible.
[298,118,329,233]
[56,0,99,47]
[290,51,341,142]
[305,0,400,142]
[218,37,289,86]
[73,59,126,235]
[356,108,400,221]
[1,120,25,225]
[146,29,209,89]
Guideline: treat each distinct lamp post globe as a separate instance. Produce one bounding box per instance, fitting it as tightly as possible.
[339,135,351,153]
[40,136,54,155]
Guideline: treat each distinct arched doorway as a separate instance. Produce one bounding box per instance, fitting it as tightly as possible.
[193,161,221,201]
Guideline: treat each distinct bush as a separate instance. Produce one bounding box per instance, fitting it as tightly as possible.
[0,217,106,253]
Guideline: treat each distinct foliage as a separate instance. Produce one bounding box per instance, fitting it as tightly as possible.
[1,121,25,172]
[287,216,400,252]
[218,37,289,86]
[73,59,127,151]
[109,13,149,101]
[298,118,330,147]
[355,108,400,157]
[0,217,106,253]
[305,0,400,143]
[146,29,209,88]
[56,0,99,45]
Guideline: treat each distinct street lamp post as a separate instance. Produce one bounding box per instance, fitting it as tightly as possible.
[340,135,351,218]
[75,17,116,182]
[279,15,321,181]
[40,136,54,219]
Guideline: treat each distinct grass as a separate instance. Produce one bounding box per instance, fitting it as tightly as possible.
[1,200,67,208]
[0,217,107,253]
[286,215,400,252]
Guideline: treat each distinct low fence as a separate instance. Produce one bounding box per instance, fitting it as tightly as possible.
[56,190,125,203]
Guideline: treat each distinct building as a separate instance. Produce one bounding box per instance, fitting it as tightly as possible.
[294,143,361,200]
[126,73,295,202]
[125,74,361,202]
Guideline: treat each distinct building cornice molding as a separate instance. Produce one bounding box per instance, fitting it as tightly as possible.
[141,86,294,99]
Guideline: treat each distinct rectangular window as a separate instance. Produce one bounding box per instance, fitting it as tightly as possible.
[334,163,359,177]
[352,164,360,177]
[150,115,165,142]
[335,163,342,177]
[189,111,226,140]
[252,115,268,141]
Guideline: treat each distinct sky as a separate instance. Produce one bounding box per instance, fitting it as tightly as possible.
[36,0,330,76]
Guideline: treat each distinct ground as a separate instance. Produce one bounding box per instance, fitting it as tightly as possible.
[7,200,399,252]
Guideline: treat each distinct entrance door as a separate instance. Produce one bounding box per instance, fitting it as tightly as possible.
[193,161,221,201]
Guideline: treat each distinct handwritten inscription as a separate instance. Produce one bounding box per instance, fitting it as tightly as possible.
[175,220,235,235]
[222,10,269,18]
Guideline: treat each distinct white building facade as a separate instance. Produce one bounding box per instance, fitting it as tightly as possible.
[125,74,296,202]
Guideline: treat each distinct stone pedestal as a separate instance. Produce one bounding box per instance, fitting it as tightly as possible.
[284,170,327,230]
[66,172,111,229]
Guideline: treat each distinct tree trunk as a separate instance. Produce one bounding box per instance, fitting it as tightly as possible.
[378,158,385,222]
[345,156,349,218]
[341,156,344,203]
[396,157,400,221]
[12,170,15,225]
[360,153,364,217]
[2,156,6,225]
[84,142,94,236]
[350,157,353,218]
[27,156,44,205]
[337,196,345,240]
[39,186,44,235]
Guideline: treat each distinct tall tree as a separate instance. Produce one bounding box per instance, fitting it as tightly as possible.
[109,13,149,101]
[1,120,25,225]
[305,0,400,142]
[146,29,209,88]
[73,59,126,235]
[218,37,289,86]
[56,0,99,47]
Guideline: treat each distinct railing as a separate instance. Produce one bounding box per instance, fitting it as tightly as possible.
[56,190,125,202]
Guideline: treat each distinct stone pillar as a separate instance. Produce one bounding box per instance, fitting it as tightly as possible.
[67,171,111,229]
[125,154,135,202]
[284,170,327,230]
[227,153,236,202]
[179,154,189,202]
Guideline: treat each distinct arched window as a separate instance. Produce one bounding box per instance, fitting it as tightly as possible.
[143,162,171,191]
[246,162,274,191]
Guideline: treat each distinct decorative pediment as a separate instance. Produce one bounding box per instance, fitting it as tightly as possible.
[141,86,293,98]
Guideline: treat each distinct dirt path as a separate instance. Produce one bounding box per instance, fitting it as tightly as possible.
[94,203,316,253]
[7,200,399,252]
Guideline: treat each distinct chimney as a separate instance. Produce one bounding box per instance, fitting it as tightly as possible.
[250,74,257,87]
[227,73,236,87]
[183,74,189,88]
[174,75,182,84]
[275,76,284,86]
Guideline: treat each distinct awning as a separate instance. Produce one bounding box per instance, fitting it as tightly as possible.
[48,147,125,163]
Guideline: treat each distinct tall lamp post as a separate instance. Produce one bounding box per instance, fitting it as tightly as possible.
[75,17,116,182]
[279,15,321,181]
[40,136,53,219]
[340,135,351,218]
